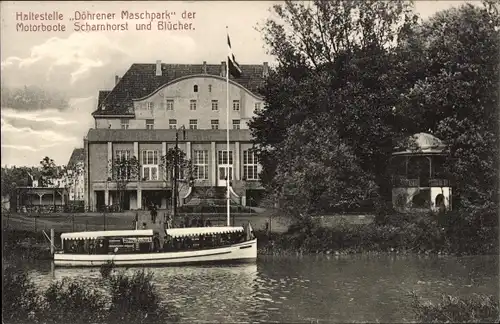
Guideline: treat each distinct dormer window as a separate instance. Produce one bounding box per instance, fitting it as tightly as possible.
[194,85,198,92]
[208,85,212,92]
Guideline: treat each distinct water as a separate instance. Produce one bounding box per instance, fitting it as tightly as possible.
[23,254,498,323]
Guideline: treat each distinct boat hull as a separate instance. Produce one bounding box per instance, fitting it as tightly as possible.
[53,239,257,267]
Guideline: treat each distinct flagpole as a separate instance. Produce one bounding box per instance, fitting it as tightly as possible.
[226,26,230,227]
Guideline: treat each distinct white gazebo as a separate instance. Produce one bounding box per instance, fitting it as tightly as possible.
[390,133,452,213]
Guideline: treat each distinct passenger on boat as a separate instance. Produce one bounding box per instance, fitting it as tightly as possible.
[205,219,212,227]
[142,222,147,229]
[190,219,197,228]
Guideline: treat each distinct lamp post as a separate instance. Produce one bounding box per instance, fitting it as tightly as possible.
[172,125,186,223]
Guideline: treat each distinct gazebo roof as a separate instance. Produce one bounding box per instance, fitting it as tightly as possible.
[393,132,446,155]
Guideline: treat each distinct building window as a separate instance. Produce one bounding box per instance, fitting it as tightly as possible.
[232,119,240,129]
[212,100,218,111]
[166,99,174,111]
[217,151,233,165]
[254,102,261,112]
[169,119,177,129]
[147,102,154,110]
[189,119,198,130]
[146,119,154,130]
[211,120,219,130]
[141,150,159,181]
[193,150,209,180]
[115,150,131,180]
[233,100,240,111]
[193,85,198,92]
[190,100,197,110]
[243,150,259,180]
[120,119,129,129]
[208,84,212,92]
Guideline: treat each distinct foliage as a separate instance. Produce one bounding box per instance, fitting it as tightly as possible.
[100,260,115,278]
[250,0,419,218]
[39,156,58,187]
[274,117,380,217]
[397,2,500,224]
[262,212,498,256]
[2,264,179,324]
[251,0,499,224]
[410,292,499,323]
[1,166,40,195]
[107,269,177,323]
[40,278,107,324]
[160,147,194,209]
[109,155,140,211]
[2,265,41,324]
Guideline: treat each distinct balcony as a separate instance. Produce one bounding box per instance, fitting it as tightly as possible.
[392,177,450,188]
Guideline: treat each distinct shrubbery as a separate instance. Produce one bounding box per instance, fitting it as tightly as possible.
[410,292,499,323]
[259,212,498,256]
[2,264,179,324]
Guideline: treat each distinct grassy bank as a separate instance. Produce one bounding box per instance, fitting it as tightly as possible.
[2,263,179,324]
[410,292,499,323]
[257,212,498,256]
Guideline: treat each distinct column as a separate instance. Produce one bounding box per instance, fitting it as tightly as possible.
[186,141,191,160]
[235,141,240,180]
[137,189,142,209]
[134,142,139,158]
[162,142,167,156]
[104,189,109,206]
[242,196,246,207]
[107,142,113,179]
[211,142,216,185]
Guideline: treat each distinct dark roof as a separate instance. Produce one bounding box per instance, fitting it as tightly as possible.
[87,129,253,143]
[97,91,111,109]
[67,148,84,168]
[92,63,266,116]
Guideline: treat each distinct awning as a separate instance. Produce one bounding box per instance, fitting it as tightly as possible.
[61,229,155,241]
[165,226,244,238]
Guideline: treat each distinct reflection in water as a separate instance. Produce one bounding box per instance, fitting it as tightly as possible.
[24,254,498,323]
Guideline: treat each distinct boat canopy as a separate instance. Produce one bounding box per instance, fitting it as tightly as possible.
[61,229,155,241]
[165,226,244,238]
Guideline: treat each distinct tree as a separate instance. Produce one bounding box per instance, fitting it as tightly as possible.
[250,0,418,217]
[39,157,58,187]
[397,1,499,224]
[110,155,140,211]
[273,115,379,218]
[160,148,194,213]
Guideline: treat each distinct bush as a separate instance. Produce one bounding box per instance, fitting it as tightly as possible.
[263,211,498,255]
[40,279,107,324]
[2,265,41,324]
[2,265,179,324]
[410,292,499,323]
[100,260,115,278]
[107,269,178,323]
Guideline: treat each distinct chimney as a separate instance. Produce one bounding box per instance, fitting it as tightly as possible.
[114,75,121,85]
[263,62,269,78]
[220,61,226,77]
[202,61,207,74]
[155,60,162,76]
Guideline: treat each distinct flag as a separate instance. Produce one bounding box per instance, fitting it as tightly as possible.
[227,33,242,78]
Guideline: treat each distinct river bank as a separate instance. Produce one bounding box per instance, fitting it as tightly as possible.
[3,211,498,262]
[256,213,498,257]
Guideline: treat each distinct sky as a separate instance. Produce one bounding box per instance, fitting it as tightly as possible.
[1,0,470,167]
